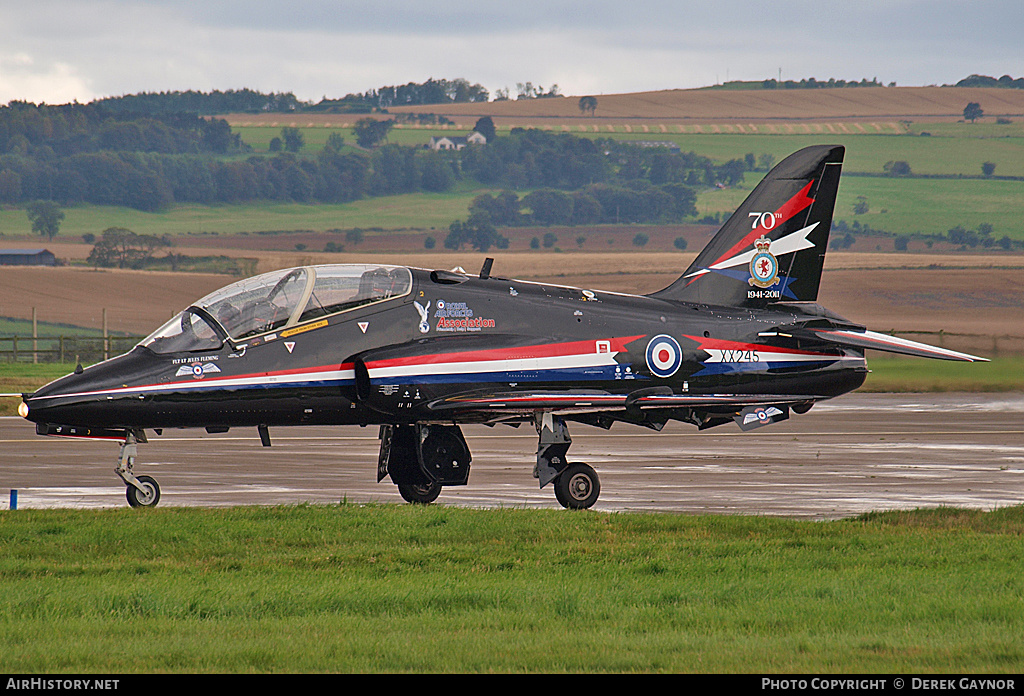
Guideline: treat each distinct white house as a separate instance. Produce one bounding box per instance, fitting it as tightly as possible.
[427,132,487,151]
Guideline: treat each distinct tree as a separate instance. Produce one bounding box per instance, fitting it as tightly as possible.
[982,161,996,176]
[853,196,869,215]
[473,116,496,142]
[516,82,560,99]
[0,169,22,203]
[26,200,65,241]
[660,183,698,219]
[281,127,304,153]
[325,132,346,151]
[963,102,984,123]
[419,151,455,192]
[947,225,979,248]
[87,227,169,268]
[523,188,573,225]
[578,96,598,116]
[883,160,912,176]
[673,237,688,251]
[444,212,505,252]
[353,118,394,148]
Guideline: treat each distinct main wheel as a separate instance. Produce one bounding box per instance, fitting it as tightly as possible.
[397,481,441,505]
[553,463,600,510]
[126,475,161,508]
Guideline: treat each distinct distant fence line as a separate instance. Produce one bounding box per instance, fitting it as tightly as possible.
[0,336,144,364]
[0,331,1020,364]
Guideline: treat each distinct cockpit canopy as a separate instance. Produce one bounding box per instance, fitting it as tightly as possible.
[141,264,412,354]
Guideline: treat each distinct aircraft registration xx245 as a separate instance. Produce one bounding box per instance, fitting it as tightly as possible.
[19,145,986,509]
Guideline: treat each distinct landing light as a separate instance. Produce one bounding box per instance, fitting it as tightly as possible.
[18,401,29,419]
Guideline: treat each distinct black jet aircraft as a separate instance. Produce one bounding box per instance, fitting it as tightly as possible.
[19,145,985,509]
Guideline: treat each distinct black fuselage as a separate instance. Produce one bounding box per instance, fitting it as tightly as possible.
[24,267,867,433]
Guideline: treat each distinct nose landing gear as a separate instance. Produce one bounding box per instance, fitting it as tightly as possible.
[116,431,161,508]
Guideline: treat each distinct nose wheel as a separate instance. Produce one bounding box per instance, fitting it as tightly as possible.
[116,431,162,508]
[126,475,161,508]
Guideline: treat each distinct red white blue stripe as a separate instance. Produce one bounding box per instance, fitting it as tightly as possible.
[365,336,642,385]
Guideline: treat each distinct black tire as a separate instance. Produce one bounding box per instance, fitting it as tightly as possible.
[126,475,161,508]
[553,463,600,510]
[397,481,441,505]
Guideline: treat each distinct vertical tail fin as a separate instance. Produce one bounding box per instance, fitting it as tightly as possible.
[649,144,844,307]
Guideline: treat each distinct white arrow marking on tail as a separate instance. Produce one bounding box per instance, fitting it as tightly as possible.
[684,222,819,280]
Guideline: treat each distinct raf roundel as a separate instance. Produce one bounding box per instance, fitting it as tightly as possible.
[645,334,683,378]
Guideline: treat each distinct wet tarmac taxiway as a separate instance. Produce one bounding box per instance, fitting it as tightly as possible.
[2,393,1022,519]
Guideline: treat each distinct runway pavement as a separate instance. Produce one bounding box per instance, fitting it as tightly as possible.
[2,393,1023,519]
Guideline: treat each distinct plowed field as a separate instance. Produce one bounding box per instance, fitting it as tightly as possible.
[225,86,1024,131]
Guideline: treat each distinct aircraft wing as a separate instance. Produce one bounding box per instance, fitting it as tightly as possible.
[426,389,824,416]
[808,328,987,362]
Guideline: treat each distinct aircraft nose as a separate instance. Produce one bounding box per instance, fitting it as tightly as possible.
[20,375,82,425]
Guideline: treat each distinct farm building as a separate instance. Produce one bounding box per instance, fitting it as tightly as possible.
[427,132,487,150]
[634,141,682,153]
[0,249,56,266]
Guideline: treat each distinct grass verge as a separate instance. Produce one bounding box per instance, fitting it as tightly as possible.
[860,355,1024,392]
[1,503,1023,673]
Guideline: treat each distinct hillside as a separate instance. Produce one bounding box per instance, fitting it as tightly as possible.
[225,87,1024,130]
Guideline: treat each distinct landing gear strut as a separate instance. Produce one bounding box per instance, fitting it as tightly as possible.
[535,414,601,510]
[116,431,161,508]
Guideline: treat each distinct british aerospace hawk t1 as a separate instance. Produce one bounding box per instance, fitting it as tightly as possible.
[18,145,985,509]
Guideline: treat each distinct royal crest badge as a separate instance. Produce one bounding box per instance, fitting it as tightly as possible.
[748,236,780,288]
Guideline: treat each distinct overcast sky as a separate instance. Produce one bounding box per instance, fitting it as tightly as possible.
[2,1,1021,104]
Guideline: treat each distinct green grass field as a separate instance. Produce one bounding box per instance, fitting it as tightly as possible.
[2,123,1023,242]
[603,130,1024,177]
[232,124,455,151]
[697,173,1024,241]
[2,503,1023,672]
[861,355,1024,392]
[0,190,483,240]
[2,172,1020,243]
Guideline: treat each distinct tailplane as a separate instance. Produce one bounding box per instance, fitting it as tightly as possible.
[650,144,844,307]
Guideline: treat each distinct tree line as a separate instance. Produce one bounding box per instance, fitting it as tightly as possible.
[92,89,304,115]
[310,78,490,113]
[0,101,240,156]
[759,77,886,89]
[1,102,753,214]
[952,74,1024,89]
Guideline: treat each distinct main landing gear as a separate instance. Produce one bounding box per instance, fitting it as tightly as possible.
[377,424,471,504]
[377,416,602,510]
[535,413,600,510]
[116,431,161,508]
